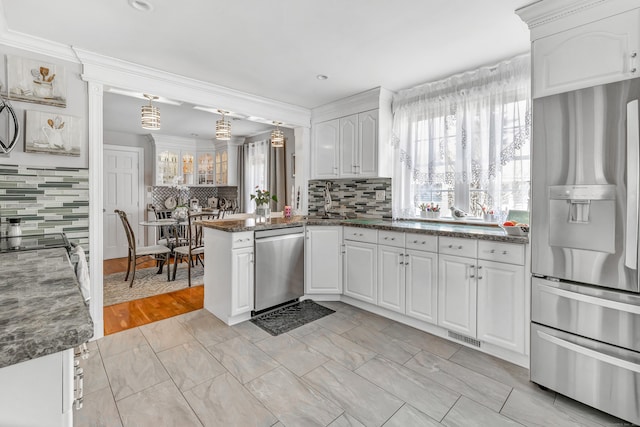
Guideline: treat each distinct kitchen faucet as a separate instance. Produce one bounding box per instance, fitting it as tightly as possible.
[323,182,332,215]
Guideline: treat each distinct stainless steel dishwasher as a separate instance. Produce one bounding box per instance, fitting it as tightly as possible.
[254,226,305,313]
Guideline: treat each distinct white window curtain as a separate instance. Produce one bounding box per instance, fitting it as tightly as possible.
[244,139,269,213]
[391,54,531,219]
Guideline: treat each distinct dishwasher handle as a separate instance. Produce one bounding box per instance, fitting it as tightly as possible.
[254,226,305,239]
[255,233,304,245]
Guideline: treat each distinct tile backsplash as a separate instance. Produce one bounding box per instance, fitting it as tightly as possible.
[0,164,89,248]
[308,178,392,218]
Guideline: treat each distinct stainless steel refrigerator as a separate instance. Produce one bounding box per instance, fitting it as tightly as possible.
[531,77,640,424]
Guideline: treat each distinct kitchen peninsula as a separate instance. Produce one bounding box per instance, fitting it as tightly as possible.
[200,217,529,366]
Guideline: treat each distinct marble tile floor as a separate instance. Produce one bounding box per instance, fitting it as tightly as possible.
[75,301,629,427]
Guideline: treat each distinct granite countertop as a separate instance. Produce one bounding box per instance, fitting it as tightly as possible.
[0,248,94,369]
[200,216,307,232]
[200,216,528,243]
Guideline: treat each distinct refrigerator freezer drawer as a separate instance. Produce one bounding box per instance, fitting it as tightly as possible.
[532,277,640,351]
[531,323,640,425]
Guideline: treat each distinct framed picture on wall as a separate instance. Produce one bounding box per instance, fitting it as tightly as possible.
[6,55,67,107]
[25,111,81,156]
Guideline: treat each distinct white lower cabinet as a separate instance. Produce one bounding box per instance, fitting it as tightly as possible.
[231,246,254,316]
[0,349,74,427]
[343,240,377,304]
[438,254,477,338]
[405,249,438,324]
[377,245,406,313]
[305,226,343,294]
[477,259,525,353]
[204,228,254,325]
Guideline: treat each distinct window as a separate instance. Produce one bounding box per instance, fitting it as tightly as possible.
[391,55,531,219]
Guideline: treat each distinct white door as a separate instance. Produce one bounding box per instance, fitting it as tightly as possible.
[358,110,378,177]
[305,226,343,294]
[311,119,340,179]
[103,145,144,260]
[477,260,525,353]
[438,254,477,337]
[339,114,358,177]
[343,240,377,304]
[377,244,405,313]
[406,249,438,324]
[231,247,254,316]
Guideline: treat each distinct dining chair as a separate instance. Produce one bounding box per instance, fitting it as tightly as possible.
[114,209,171,287]
[172,212,218,286]
[152,205,188,249]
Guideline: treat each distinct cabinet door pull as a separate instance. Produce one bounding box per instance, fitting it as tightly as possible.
[490,249,496,254]
[448,244,453,248]
[502,250,508,255]
[469,264,475,278]
[413,240,418,243]
[458,245,463,249]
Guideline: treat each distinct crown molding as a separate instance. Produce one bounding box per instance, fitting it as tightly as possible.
[74,48,311,128]
[516,0,640,39]
[516,0,606,29]
[312,86,394,123]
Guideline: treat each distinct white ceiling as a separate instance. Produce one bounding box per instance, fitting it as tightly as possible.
[1,0,532,110]
[2,0,532,140]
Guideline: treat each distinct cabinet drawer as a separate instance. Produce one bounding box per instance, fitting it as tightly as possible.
[478,241,524,265]
[439,237,477,258]
[378,230,404,248]
[405,233,438,252]
[231,231,254,249]
[344,226,377,243]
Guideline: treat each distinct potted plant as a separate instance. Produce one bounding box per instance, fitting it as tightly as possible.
[418,203,428,218]
[250,186,278,223]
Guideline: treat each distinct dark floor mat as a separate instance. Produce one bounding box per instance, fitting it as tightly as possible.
[251,300,335,336]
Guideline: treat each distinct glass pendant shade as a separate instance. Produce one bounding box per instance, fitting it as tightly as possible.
[141,95,160,130]
[216,110,231,140]
[271,122,284,147]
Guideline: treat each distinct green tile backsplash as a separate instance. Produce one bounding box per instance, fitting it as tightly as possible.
[0,164,89,250]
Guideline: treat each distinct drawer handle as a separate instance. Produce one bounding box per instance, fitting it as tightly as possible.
[413,240,418,243]
[490,249,496,254]
[537,330,640,373]
[502,251,508,255]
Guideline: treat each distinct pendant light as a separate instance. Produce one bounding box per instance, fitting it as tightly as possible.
[270,121,284,147]
[141,94,161,130]
[215,110,231,140]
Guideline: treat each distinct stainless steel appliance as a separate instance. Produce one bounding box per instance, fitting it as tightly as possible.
[531,77,640,424]
[254,226,304,313]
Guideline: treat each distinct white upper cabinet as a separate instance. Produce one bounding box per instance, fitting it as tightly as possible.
[152,136,196,186]
[311,87,392,179]
[533,9,639,98]
[311,119,340,179]
[358,109,378,177]
[518,2,640,98]
[313,110,379,179]
[339,114,358,177]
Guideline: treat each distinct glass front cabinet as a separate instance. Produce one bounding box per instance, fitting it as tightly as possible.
[197,152,215,185]
[153,136,196,186]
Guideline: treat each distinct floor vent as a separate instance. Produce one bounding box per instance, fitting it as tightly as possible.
[448,331,481,347]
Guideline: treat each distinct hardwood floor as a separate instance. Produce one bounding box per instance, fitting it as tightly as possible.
[103,257,204,336]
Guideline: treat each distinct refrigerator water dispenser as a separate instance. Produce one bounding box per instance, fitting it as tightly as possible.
[548,185,616,253]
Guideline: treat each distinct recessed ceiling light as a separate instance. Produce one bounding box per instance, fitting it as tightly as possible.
[128,0,154,12]
[316,74,329,80]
